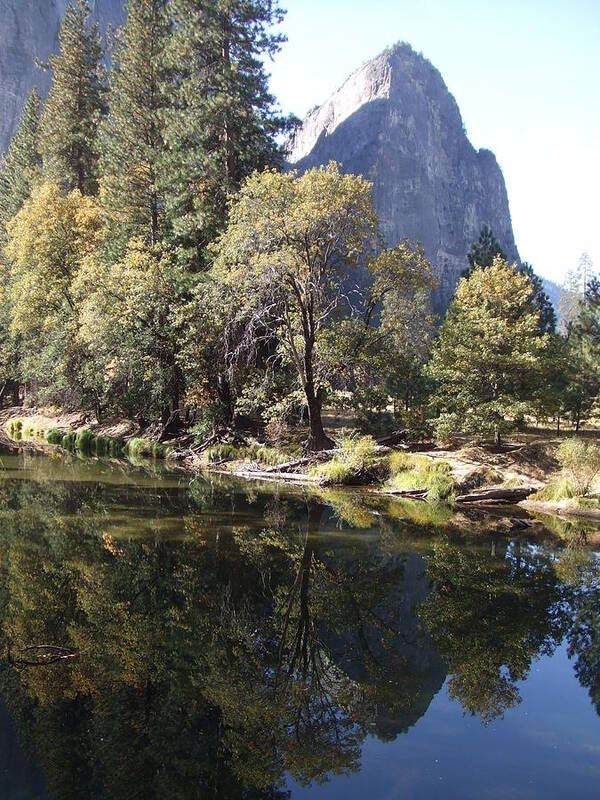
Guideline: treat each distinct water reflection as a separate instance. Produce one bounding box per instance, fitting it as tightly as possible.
[0,451,597,799]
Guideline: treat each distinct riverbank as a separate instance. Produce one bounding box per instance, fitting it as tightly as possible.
[2,408,599,534]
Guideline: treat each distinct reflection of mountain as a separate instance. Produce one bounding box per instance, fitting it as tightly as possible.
[322,552,446,740]
[0,700,46,800]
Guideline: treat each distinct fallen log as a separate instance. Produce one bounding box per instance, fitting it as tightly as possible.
[262,451,334,473]
[235,468,325,484]
[455,486,535,504]
[376,430,407,447]
[385,487,429,498]
[262,445,392,474]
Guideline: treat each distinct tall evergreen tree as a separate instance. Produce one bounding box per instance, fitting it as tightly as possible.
[464,224,506,275]
[519,262,556,334]
[0,89,42,406]
[100,0,169,251]
[39,0,105,195]
[0,89,42,231]
[162,0,293,267]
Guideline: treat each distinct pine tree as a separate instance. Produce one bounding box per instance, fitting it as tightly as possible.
[555,281,600,431]
[0,89,42,231]
[99,0,169,251]
[519,262,556,334]
[162,0,293,267]
[464,224,506,275]
[39,0,105,195]
[0,89,42,406]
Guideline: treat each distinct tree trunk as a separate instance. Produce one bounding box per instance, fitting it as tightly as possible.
[171,363,183,415]
[301,336,334,452]
[556,415,560,434]
[150,191,159,246]
[455,486,535,503]
[494,425,501,449]
[305,388,334,451]
[218,378,233,425]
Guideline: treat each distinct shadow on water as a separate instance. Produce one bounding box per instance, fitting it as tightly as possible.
[0,450,597,798]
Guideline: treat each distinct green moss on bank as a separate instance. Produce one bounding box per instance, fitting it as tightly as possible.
[314,436,388,486]
[6,418,167,461]
[125,438,170,459]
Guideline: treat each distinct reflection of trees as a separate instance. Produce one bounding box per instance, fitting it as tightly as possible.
[0,480,443,798]
[202,498,445,786]
[0,468,598,799]
[418,539,570,723]
[560,533,600,714]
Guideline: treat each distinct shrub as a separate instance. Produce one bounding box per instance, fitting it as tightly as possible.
[45,428,64,445]
[432,413,459,446]
[75,429,95,454]
[8,418,23,436]
[387,452,455,501]
[556,438,600,497]
[107,438,125,457]
[317,435,386,486]
[246,442,293,466]
[62,432,77,450]
[126,438,153,457]
[152,442,170,458]
[317,460,355,485]
[532,478,575,502]
[205,442,292,466]
[206,444,242,463]
[126,438,169,459]
[92,435,124,457]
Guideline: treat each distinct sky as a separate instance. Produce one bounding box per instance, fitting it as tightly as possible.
[266,0,600,285]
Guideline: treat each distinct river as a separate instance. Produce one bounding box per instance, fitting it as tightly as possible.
[0,447,598,799]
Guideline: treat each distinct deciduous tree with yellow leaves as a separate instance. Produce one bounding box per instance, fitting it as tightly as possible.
[4,182,103,405]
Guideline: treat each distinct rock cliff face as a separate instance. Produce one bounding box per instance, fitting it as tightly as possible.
[0,0,124,156]
[287,43,519,310]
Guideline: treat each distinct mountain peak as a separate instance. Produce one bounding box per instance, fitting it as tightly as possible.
[288,42,518,310]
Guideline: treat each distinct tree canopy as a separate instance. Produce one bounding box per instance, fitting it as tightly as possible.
[39,0,105,195]
[210,163,433,449]
[429,257,551,445]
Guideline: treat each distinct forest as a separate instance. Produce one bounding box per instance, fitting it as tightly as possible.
[0,0,598,460]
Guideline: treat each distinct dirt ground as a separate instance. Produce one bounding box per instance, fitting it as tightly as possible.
[422,434,563,490]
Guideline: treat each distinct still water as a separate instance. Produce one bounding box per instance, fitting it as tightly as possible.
[0,448,598,799]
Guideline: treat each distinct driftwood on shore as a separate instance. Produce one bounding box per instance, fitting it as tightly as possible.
[455,486,536,504]
[384,487,429,499]
[194,428,251,452]
[262,451,333,473]
[235,468,325,484]
[261,445,393,474]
